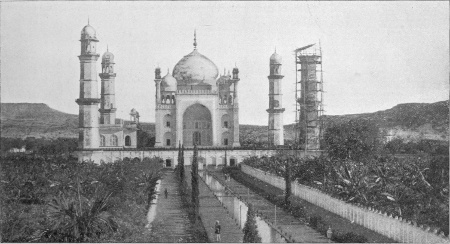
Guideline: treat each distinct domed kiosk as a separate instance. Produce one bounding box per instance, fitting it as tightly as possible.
[154,32,241,148]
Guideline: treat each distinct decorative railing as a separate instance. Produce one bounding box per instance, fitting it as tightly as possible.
[177,89,218,95]
[156,104,175,109]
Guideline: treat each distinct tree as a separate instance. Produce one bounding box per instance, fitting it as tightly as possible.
[243,204,261,243]
[177,141,182,176]
[191,143,200,219]
[384,137,404,155]
[324,119,381,161]
[180,144,185,181]
[38,192,118,242]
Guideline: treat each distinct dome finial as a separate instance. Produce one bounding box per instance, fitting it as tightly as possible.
[275,46,277,53]
[193,29,197,50]
[107,44,109,52]
[167,68,170,74]
[88,16,90,25]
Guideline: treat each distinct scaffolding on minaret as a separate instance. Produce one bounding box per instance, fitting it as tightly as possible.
[294,43,324,151]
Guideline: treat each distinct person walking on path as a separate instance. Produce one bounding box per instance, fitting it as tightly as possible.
[214,220,221,242]
[164,188,168,199]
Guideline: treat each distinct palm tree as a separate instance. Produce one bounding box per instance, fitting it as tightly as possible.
[37,191,118,242]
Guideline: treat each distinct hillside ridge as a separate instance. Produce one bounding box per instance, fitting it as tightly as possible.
[1,101,448,141]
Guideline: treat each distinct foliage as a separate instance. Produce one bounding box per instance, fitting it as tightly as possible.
[242,153,449,235]
[175,153,209,243]
[323,119,382,161]
[284,158,292,206]
[1,137,77,156]
[384,138,449,155]
[191,144,200,218]
[309,215,368,243]
[177,142,185,181]
[0,153,163,242]
[242,204,261,243]
[136,130,155,148]
[332,232,368,243]
[38,192,118,242]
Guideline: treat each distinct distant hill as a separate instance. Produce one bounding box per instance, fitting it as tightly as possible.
[1,103,78,139]
[1,101,448,141]
[283,101,449,142]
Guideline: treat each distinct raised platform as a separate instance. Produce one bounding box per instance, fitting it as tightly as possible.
[76,148,322,166]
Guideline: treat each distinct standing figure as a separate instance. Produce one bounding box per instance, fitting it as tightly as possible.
[164,188,168,199]
[215,220,221,242]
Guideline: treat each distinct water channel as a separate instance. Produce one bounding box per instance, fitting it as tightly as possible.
[201,171,287,243]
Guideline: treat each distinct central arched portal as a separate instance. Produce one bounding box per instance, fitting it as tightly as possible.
[183,103,212,146]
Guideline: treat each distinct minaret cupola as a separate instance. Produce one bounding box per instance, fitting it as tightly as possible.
[155,66,161,79]
[232,66,239,80]
[270,50,282,76]
[80,23,98,55]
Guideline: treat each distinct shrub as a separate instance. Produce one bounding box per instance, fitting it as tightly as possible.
[332,231,368,243]
[243,204,261,243]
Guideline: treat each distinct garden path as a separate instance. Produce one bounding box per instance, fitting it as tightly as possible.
[208,169,330,243]
[186,166,245,243]
[149,170,194,242]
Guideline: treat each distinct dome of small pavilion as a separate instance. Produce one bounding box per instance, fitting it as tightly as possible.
[161,70,177,92]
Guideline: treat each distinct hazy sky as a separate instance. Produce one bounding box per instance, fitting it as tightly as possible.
[1,2,448,125]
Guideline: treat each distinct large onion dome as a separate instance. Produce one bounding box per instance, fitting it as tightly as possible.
[172,49,219,88]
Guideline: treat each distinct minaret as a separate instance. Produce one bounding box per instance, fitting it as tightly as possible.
[232,66,240,147]
[99,47,117,125]
[267,50,285,146]
[76,23,101,149]
[154,66,162,147]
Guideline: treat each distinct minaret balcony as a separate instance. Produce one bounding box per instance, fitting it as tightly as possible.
[99,73,117,79]
[267,74,284,79]
[78,54,100,61]
[99,108,117,113]
[76,98,101,105]
[266,108,285,113]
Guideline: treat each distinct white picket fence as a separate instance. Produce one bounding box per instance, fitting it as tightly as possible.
[241,164,449,243]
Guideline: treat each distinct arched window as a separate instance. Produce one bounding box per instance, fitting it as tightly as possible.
[229,95,233,104]
[171,95,176,104]
[125,136,131,146]
[164,114,172,128]
[100,135,105,146]
[193,131,201,145]
[164,132,172,147]
[222,114,230,128]
[166,95,171,104]
[222,132,230,146]
[110,135,118,146]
